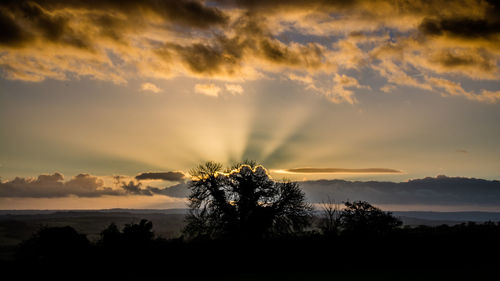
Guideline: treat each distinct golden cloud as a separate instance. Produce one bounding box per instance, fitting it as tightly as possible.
[141,82,161,93]
[194,83,221,97]
[0,0,498,103]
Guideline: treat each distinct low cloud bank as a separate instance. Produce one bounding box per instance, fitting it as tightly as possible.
[301,175,500,206]
[0,172,187,198]
[0,173,120,198]
[2,173,500,208]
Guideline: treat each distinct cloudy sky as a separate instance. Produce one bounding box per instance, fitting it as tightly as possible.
[1,0,499,209]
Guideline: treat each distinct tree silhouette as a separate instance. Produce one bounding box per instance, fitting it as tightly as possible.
[183,161,312,239]
[319,196,341,236]
[339,201,402,236]
[122,219,154,244]
[98,222,122,249]
[98,219,155,248]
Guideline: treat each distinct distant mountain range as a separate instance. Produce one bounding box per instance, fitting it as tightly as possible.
[2,208,500,222]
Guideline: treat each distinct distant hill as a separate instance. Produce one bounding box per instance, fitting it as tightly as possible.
[0,208,189,216]
[0,210,187,247]
[2,209,500,247]
[393,211,500,225]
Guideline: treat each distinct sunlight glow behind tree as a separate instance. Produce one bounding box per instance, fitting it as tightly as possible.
[183,161,312,239]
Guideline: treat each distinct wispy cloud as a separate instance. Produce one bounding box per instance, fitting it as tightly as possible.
[141,82,161,93]
[275,167,402,174]
[135,171,186,182]
[194,83,221,97]
[225,84,244,95]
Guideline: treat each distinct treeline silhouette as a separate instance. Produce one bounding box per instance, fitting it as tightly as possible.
[6,201,500,280]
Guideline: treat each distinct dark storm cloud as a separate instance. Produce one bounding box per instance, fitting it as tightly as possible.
[171,41,242,75]
[75,0,229,28]
[431,50,496,72]
[1,0,228,28]
[158,13,327,77]
[0,173,120,198]
[0,0,233,82]
[215,0,489,20]
[0,1,91,49]
[135,171,186,182]
[0,9,33,47]
[1,0,497,52]
[259,40,324,68]
[301,175,500,206]
[233,13,327,70]
[419,16,500,40]
[284,168,402,174]
[0,0,227,50]
[418,0,500,43]
[214,0,359,11]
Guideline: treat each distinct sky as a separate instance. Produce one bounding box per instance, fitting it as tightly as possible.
[1,0,500,210]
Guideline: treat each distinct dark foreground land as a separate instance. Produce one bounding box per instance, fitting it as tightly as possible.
[2,224,500,280]
[2,209,500,247]
[0,210,499,280]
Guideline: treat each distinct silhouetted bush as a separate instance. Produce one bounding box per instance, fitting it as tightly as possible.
[98,222,122,248]
[16,225,90,262]
[98,219,155,249]
[123,219,154,243]
[339,201,402,236]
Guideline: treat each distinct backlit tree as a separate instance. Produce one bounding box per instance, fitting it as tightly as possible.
[183,161,312,239]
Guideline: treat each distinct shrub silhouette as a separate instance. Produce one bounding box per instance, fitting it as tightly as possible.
[98,222,122,248]
[17,225,89,262]
[183,161,312,239]
[99,219,154,248]
[339,201,402,236]
[122,219,154,244]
